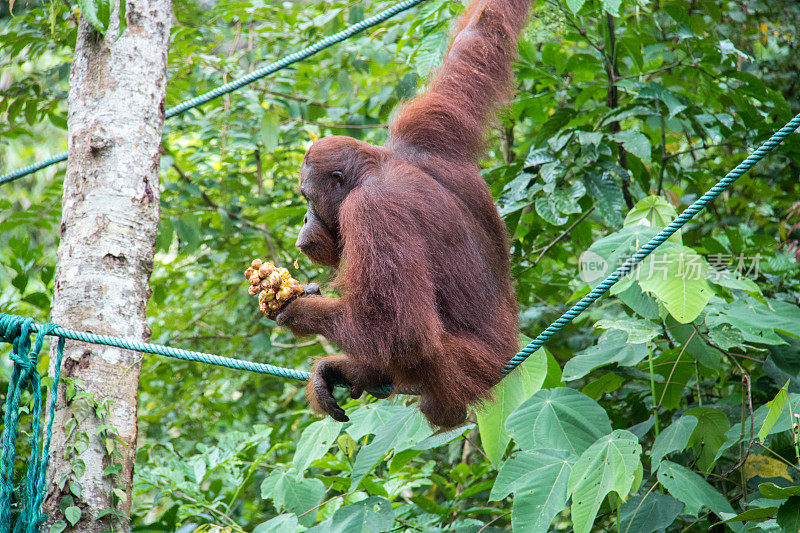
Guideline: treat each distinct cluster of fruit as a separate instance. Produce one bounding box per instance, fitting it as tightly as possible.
[244,259,305,319]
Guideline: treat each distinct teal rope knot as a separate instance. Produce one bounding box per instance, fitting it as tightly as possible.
[0,317,65,533]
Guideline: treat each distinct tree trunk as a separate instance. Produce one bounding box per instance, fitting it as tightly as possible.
[44,1,171,530]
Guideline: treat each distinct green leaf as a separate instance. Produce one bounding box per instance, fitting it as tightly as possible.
[759,483,800,499]
[648,350,694,410]
[624,195,678,230]
[413,424,470,451]
[347,403,431,491]
[638,246,712,323]
[48,522,67,533]
[490,449,575,533]
[173,215,202,253]
[637,83,687,117]
[65,506,81,526]
[260,112,280,152]
[77,0,111,32]
[535,196,569,226]
[768,335,800,376]
[686,406,730,471]
[778,497,800,531]
[566,0,587,13]
[706,299,800,342]
[506,388,612,455]
[292,418,342,473]
[651,415,698,467]
[327,497,394,533]
[253,514,299,533]
[584,226,661,287]
[668,322,723,368]
[562,330,648,381]
[706,268,761,295]
[477,344,548,465]
[617,284,660,319]
[594,318,661,344]
[758,383,789,442]
[602,0,621,16]
[724,507,779,523]
[567,430,642,533]
[612,131,651,163]
[619,492,684,533]
[657,461,742,531]
[582,171,624,227]
[260,470,326,526]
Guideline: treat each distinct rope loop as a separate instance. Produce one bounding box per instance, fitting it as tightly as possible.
[0,318,62,532]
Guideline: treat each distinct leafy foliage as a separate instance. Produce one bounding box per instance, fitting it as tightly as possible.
[2,0,800,530]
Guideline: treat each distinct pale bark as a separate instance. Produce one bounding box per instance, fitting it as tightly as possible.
[44,1,171,530]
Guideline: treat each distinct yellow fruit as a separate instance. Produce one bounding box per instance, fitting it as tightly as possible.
[265,271,279,289]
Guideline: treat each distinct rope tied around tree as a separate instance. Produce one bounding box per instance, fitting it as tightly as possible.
[0,314,65,533]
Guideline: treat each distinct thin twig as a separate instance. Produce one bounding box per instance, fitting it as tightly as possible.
[528,206,595,269]
[656,329,694,407]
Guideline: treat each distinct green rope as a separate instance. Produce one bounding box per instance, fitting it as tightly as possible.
[0,314,309,381]
[0,316,65,533]
[0,0,427,186]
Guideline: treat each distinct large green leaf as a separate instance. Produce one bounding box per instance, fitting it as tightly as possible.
[651,415,698,467]
[624,196,678,229]
[562,330,648,381]
[477,345,548,465]
[685,406,730,472]
[506,388,612,455]
[758,383,789,442]
[619,492,684,533]
[535,196,569,225]
[347,404,431,491]
[582,171,624,227]
[638,246,713,323]
[657,461,742,531]
[260,470,326,526]
[706,298,800,342]
[327,497,394,533]
[637,83,687,117]
[567,430,642,533]
[490,449,576,533]
[583,226,661,287]
[593,318,661,344]
[647,348,696,410]
[777,498,800,532]
[292,418,342,473]
[759,482,800,499]
[611,130,652,163]
[253,514,299,533]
